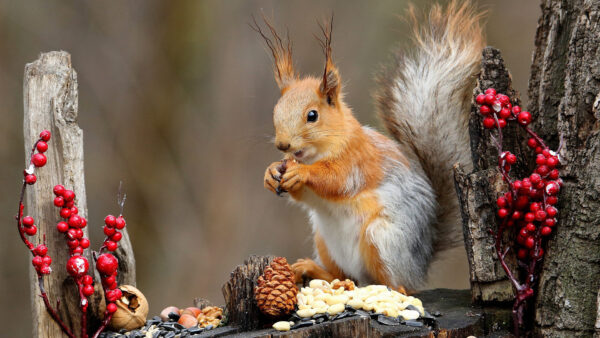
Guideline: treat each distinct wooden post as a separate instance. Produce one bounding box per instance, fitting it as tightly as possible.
[23,51,136,337]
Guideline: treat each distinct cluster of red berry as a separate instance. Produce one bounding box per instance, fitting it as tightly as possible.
[97,253,120,314]
[476,88,532,129]
[16,129,127,336]
[23,130,50,185]
[103,214,125,251]
[476,88,562,261]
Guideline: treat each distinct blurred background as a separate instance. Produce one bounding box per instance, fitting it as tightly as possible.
[0,0,539,335]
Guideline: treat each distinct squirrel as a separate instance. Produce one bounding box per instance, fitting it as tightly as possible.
[253,1,484,293]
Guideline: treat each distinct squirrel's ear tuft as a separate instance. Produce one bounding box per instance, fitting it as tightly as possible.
[317,16,340,106]
[250,15,297,93]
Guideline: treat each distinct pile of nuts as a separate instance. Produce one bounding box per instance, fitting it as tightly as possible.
[272,279,425,331]
[160,305,223,329]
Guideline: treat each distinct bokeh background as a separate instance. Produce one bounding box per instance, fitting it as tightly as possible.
[0,0,540,335]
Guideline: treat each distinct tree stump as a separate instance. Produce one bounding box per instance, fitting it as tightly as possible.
[222,255,275,331]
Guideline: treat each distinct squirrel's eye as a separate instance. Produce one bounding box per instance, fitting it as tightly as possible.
[307,110,318,123]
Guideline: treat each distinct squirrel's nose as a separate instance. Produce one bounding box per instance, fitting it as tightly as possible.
[276,142,291,151]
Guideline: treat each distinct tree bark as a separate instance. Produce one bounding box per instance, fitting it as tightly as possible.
[528,1,600,336]
[23,51,136,337]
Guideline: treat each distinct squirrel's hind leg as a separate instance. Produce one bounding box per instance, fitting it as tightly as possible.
[291,232,346,283]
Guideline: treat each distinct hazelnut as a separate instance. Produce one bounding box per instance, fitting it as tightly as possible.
[109,285,149,331]
[178,314,198,328]
[160,306,180,322]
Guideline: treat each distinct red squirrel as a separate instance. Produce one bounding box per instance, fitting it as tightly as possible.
[254,1,484,293]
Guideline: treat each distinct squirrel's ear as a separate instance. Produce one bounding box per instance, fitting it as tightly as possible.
[250,15,297,93]
[317,16,340,106]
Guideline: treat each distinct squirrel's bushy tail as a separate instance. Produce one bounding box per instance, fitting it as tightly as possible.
[376,0,484,252]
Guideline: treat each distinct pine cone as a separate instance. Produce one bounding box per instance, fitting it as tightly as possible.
[254,257,298,317]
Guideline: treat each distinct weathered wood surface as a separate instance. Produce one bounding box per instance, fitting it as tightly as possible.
[216,289,506,337]
[527,1,600,336]
[222,255,275,331]
[23,51,136,337]
[454,47,524,304]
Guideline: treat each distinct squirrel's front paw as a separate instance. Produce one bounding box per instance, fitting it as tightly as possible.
[280,161,308,192]
[291,258,320,283]
[264,161,285,194]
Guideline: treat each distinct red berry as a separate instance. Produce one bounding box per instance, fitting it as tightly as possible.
[74,229,83,239]
[69,215,82,228]
[82,285,94,297]
[32,153,47,167]
[497,208,509,218]
[541,226,552,236]
[535,146,543,154]
[104,226,116,237]
[107,289,120,302]
[519,228,528,237]
[517,249,528,260]
[60,208,71,219]
[505,153,517,165]
[515,196,529,209]
[506,220,515,227]
[115,217,126,230]
[63,190,75,202]
[69,207,78,215]
[67,228,78,240]
[22,216,35,227]
[527,138,538,148]
[512,211,522,220]
[530,202,541,212]
[54,196,65,207]
[96,254,119,275]
[535,210,547,221]
[39,130,51,142]
[525,236,535,249]
[36,141,48,153]
[513,180,523,191]
[536,154,547,165]
[71,246,83,255]
[512,106,522,114]
[499,107,511,119]
[103,275,116,286]
[479,105,491,115]
[497,94,510,106]
[105,241,118,251]
[111,232,122,242]
[517,111,532,125]
[80,238,90,249]
[53,185,65,196]
[545,181,560,195]
[40,265,52,275]
[546,156,559,168]
[66,256,89,278]
[25,174,37,185]
[546,206,558,217]
[542,149,551,157]
[476,94,486,105]
[57,221,69,233]
[497,119,507,128]
[485,88,497,96]
[42,256,52,265]
[34,244,48,256]
[537,165,550,176]
[32,256,43,267]
[483,117,495,129]
[83,275,93,285]
[107,303,118,314]
[104,215,117,227]
[109,281,119,290]
[484,93,496,104]
[24,225,37,236]
[496,197,508,208]
[80,217,87,228]
[67,239,79,249]
[65,200,75,208]
[545,218,556,227]
[526,223,536,232]
[549,169,560,180]
[521,179,532,190]
[530,173,542,185]
[525,212,535,223]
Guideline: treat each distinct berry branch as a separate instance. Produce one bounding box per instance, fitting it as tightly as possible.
[16,130,129,338]
[476,89,563,336]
